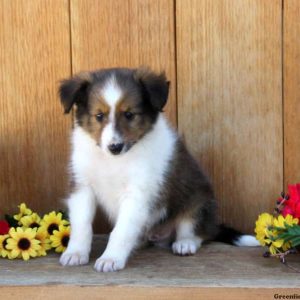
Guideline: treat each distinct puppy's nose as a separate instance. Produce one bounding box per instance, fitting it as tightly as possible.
[108,143,124,155]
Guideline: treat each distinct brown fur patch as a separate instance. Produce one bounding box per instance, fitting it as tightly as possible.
[80,93,111,144]
[114,96,155,147]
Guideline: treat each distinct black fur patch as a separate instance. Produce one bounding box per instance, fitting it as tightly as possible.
[134,67,169,112]
[214,224,243,245]
[59,73,92,114]
[156,140,219,239]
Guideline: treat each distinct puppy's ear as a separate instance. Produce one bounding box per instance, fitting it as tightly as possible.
[134,67,170,111]
[59,72,92,114]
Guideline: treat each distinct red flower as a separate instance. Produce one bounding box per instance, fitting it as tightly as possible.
[0,220,10,235]
[282,183,300,220]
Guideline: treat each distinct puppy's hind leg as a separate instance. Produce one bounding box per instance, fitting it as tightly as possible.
[60,186,96,266]
[172,219,202,256]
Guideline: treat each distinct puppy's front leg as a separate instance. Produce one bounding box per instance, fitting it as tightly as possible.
[60,186,96,266]
[94,191,149,272]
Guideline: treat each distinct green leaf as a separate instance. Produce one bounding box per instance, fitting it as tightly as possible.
[290,237,300,247]
[277,224,300,245]
[273,226,286,232]
[287,225,300,236]
[277,233,293,241]
[4,214,19,228]
[58,210,69,221]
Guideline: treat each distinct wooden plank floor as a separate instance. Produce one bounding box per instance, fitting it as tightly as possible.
[1,235,300,299]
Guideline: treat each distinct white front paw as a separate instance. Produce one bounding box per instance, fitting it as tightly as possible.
[60,251,89,266]
[172,238,201,256]
[94,256,126,272]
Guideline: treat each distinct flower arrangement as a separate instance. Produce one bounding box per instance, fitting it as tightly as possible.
[0,203,70,260]
[255,183,300,264]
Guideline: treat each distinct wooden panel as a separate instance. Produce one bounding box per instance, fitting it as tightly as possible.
[0,0,71,215]
[1,237,300,298]
[1,236,300,288]
[70,0,176,232]
[284,0,300,188]
[70,0,177,125]
[176,0,283,233]
[0,285,299,300]
[2,286,300,300]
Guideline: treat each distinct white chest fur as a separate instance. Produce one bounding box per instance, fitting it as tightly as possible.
[70,115,177,224]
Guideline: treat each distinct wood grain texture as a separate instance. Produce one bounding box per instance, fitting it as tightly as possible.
[2,286,300,300]
[70,0,176,232]
[70,0,177,125]
[1,236,300,288]
[0,285,299,300]
[284,0,300,189]
[176,0,283,233]
[0,0,71,215]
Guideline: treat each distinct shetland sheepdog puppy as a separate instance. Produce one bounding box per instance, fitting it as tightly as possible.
[58,67,258,272]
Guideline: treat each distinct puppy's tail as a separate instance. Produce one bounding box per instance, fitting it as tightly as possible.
[214,224,259,247]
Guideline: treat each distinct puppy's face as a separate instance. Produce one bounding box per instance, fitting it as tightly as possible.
[59,68,169,155]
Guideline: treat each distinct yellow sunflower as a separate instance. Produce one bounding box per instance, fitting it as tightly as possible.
[0,234,11,258]
[40,211,69,237]
[255,213,297,254]
[35,227,51,256]
[14,203,33,223]
[255,213,283,254]
[20,213,41,229]
[268,238,285,255]
[281,241,292,252]
[255,213,274,245]
[50,225,70,253]
[271,214,298,253]
[6,227,41,260]
[273,214,299,229]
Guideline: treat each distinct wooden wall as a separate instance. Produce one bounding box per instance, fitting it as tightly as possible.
[1,0,299,234]
[176,0,283,232]
[0,0,71,215]
[284,0,300,189]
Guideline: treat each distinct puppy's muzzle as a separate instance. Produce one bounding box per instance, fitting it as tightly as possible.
[108,143,124,155]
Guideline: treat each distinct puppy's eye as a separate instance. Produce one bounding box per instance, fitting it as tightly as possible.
[95,112,104,122]
[124,111,135,121]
